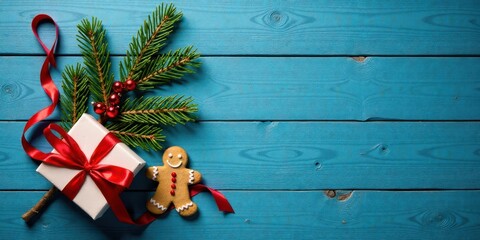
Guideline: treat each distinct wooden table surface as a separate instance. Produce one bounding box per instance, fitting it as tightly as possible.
[1,1,479,239]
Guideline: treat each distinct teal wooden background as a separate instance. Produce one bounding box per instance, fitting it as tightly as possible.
[1,0,479,239]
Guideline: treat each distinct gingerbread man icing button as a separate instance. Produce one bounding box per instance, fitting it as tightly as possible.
[146,146,202,216]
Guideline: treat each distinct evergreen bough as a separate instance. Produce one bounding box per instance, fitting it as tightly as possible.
[61,3,200,151]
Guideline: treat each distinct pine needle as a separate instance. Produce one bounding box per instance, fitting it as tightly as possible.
[106,122,165,151]
[77,17,114,104]
[118,96,197,126]
[136,46,200,90]
[120,3,182,82]
[60,64,89,130]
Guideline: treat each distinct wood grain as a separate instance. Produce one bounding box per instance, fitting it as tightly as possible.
[1,1,480,238]
[1,191,479,239]
[2,56,480,121]
[3,121,479,190]
[1,0,480,55]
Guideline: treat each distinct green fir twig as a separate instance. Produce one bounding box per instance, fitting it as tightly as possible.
[120,3,182,82]
[136,46,200,90]
[60,64,89,130]
[118,96,197,126]
[77,17,114,105]
[106,122,165,151]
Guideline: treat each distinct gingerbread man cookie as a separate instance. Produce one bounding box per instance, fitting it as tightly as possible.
[146,146,202,216]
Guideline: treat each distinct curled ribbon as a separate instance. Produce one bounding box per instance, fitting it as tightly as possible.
[22,14,234,225]
[21,14,60,162]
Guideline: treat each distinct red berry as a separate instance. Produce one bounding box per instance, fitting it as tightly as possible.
[106,106,119,118]
[125,79,136,91]
[171,184,176,189]
[112,81,124,93]
[171,177,176,183]
[108,93,121,105]
[170,190,175,196]
[171,172,177,177]
[93,102,106,114]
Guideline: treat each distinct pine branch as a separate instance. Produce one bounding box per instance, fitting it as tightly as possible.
[77,17,114,104]
[120,3,182,82]
[106,122,165,151]
[60,64,89,130]
[117,96,197,126]
[136,46,200,90]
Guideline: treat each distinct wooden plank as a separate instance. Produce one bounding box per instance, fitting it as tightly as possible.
[2,0,480,55]
[2,56,480,121]
[3,121,479,190]
[2,190,479,239]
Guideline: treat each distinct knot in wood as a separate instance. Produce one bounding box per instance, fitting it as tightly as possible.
[266,10,288,29]
[1,82,20,102]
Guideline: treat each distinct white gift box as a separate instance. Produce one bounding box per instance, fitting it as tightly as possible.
[36,114,146,220]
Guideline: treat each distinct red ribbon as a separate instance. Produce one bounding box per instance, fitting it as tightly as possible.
[21,14,60,162]
[22,14,233,225]
[191,184,235,213]
[42,123,157,224]
[42,124,133,200]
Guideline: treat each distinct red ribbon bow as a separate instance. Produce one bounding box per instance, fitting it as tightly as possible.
[42,124,133,201]
[41,123,158,224]
[21,14,233,225]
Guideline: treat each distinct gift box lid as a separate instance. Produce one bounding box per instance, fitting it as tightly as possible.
[36,113,146,220]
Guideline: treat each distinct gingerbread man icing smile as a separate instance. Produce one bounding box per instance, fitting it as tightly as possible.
[146,146,202,216]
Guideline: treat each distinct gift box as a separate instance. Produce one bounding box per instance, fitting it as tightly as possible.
[36,114,146,220]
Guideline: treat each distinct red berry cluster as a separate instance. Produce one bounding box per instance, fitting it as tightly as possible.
[92,79,136,118]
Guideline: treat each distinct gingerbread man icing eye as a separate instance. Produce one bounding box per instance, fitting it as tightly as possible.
[168,153,173,158]
[178,154,183,159]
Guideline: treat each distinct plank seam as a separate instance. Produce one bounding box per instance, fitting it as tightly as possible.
[2,120,480,123]
[4,189,480,192]
[3,53,480,58]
